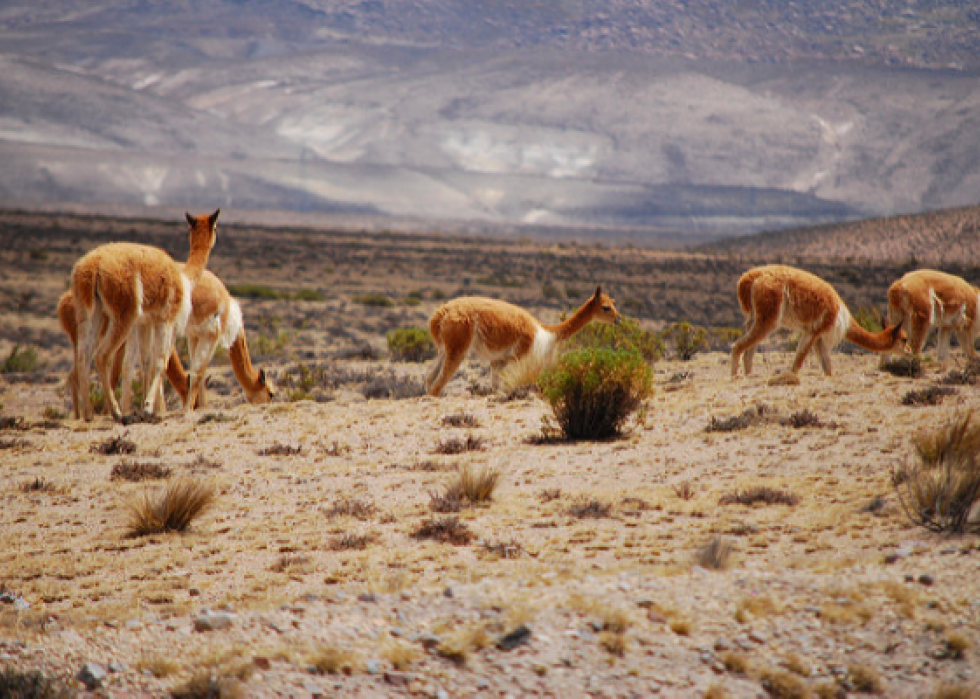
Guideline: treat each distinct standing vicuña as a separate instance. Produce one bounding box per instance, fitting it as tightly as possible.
[70,210,218,420]
[731,265,906,381]
[885,269,980,364]
[425,286,621,397]
[57,270,274,416]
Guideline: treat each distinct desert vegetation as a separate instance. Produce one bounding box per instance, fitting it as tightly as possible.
[0,211,978,697]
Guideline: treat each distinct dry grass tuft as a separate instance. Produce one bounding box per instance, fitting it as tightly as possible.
[782,653,812,677]
[931,683,980,699]
[411,516,474,545]
[707,404,771,432]
[442,412,480,428]
[20,476,58,493]
[270,554,314,574]
[781,409,826,429]
[695,536,734,570]
[896,417,980,533]
[170,673,247,699]
[673,480,697,500]
[434,434,486,455]
[0,667,70,699]
[942,631,972,660]
[902,385,956,406]
[308,644,360,675]
[323,498,376,520]
[719,486,800,507]
[567,499,614,519]
[722,651,751,674]
[446,464,500,505]
[759,667,812,698]
[539,487,562,502]
[436,624,491,665]
[124,478,216,538]
[847,664,885,694]
[481,539,526,559]
[257,443,301,456]
[110,461,172,482]
[328,532,378,551]
[382,640,419,670]
[880,355,923,378]
[91,434,137,455]
[598,630,628,656]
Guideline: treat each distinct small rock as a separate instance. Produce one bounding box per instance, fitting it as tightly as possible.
[188,588,201,597]
[918,574,935,586]
[497,624,532,651]
[413,634,442,649]
[77,662,107,690]
[194,611,235,632]
[357,593,376,603]
[366,659,381,675]
[108,661,126,673]
[748,630,767,644]
[253,656,271,670]
[436,690,449,699]
[389,627,404,637]
[443,587,454,599]
[124,620,142,630]
[303,680,325,698]
[384,671,412,688]
[714,638,731,652]
[476,678,491,689]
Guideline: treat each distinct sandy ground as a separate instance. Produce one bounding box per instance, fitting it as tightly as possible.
[2,344,979,698]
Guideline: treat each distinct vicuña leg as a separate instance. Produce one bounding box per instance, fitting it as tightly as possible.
[186,333,221,413]
[790,332,821,375]
[731,299,779,377]
[815,336,833,376]
[144,324,176,416]
[955,328,978,361]
[426,324,472,397]
[94,312,133,421]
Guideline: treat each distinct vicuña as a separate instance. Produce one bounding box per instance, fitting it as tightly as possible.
[425,286,621,397]
[731,264,906,381]
[70,210,218,420]
[57,270,274,416]
[885,269,980,364]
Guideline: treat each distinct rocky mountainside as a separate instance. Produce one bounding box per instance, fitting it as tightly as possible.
[1,1,979,242]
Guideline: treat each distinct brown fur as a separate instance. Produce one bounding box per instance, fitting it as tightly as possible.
[885,269,980,363]
[731,264,906,380]
[58,269,273,415]
[70,210,218,420]
[426,286,621,397]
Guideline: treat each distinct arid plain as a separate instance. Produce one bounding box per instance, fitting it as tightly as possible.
[1,210,979,698]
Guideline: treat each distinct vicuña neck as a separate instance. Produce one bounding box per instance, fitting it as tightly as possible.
[543,298,597,343]
[845,320,898,352]
[166,352,190,404]
[229,330,263,392]
[184,245,212,281]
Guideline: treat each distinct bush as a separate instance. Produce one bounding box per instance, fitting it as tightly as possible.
[566,316,664,362]
[661,322,708,361]
[895,413,980,533]
[538,348,652,440]
[125,478,216,537]
[353,292,394,307]
[853,305,884,333]
[0,667,70,699]
[0,345,39,373]
[387,327,437,362]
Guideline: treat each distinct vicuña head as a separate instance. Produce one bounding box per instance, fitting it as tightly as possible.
[69,210,219,421]
[731,264,906,383]
[58,267,274,417]
[426,286,620,397]
[885,268,980,366]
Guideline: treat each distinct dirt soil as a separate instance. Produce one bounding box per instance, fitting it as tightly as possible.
[1,212,979,698]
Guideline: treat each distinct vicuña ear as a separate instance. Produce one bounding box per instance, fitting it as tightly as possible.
[185,212,195,227]
[209,209,220,229]
[594,285,602,297]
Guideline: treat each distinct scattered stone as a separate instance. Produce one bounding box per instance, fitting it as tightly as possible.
[413,633,442,649]
[77,662,107,690]
[443,587,455,598]
[713,638,731,652]
[194,611,235,632]
[497,624,532,651]
[188,588,201,597]
[384,671,412,688]
[366,659,381,674]
[918,574,935,586]
[253,656,271,670]
[303,680,325,697]
[108,661,126,673]
[357,592,377,603]
[436,690,450,699]
[748,630,767,644]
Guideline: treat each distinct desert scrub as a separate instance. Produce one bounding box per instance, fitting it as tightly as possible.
[353,291,393,307]
[566,316,664,362]
[124,478,216,537]
[538,348,652,440]
[895,412,980,533]
[1,345,39,373]
[387,327,436,362]
[0,667,71,698]
[660,321,708,360]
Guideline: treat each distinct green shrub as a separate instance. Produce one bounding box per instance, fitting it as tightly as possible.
[293,288,326,302]
[566,316,664,362]
[853,305,884,333]
[538,348,652,440]
[661,322,708,361]
[387,327,437,362]
[1,345,39,373]
[353,292,394,307]
[227,283,285,300]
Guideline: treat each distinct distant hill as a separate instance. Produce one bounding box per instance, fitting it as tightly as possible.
[1,2,980,242]
[702,204,980,266]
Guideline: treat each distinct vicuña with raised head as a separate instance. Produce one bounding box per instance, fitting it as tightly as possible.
[70,210,218,420]
[731,264,906,382]
[885,269,980,364]
[425,286,621,397]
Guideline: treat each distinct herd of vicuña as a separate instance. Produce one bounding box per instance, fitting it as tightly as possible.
[59,213,978,421]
